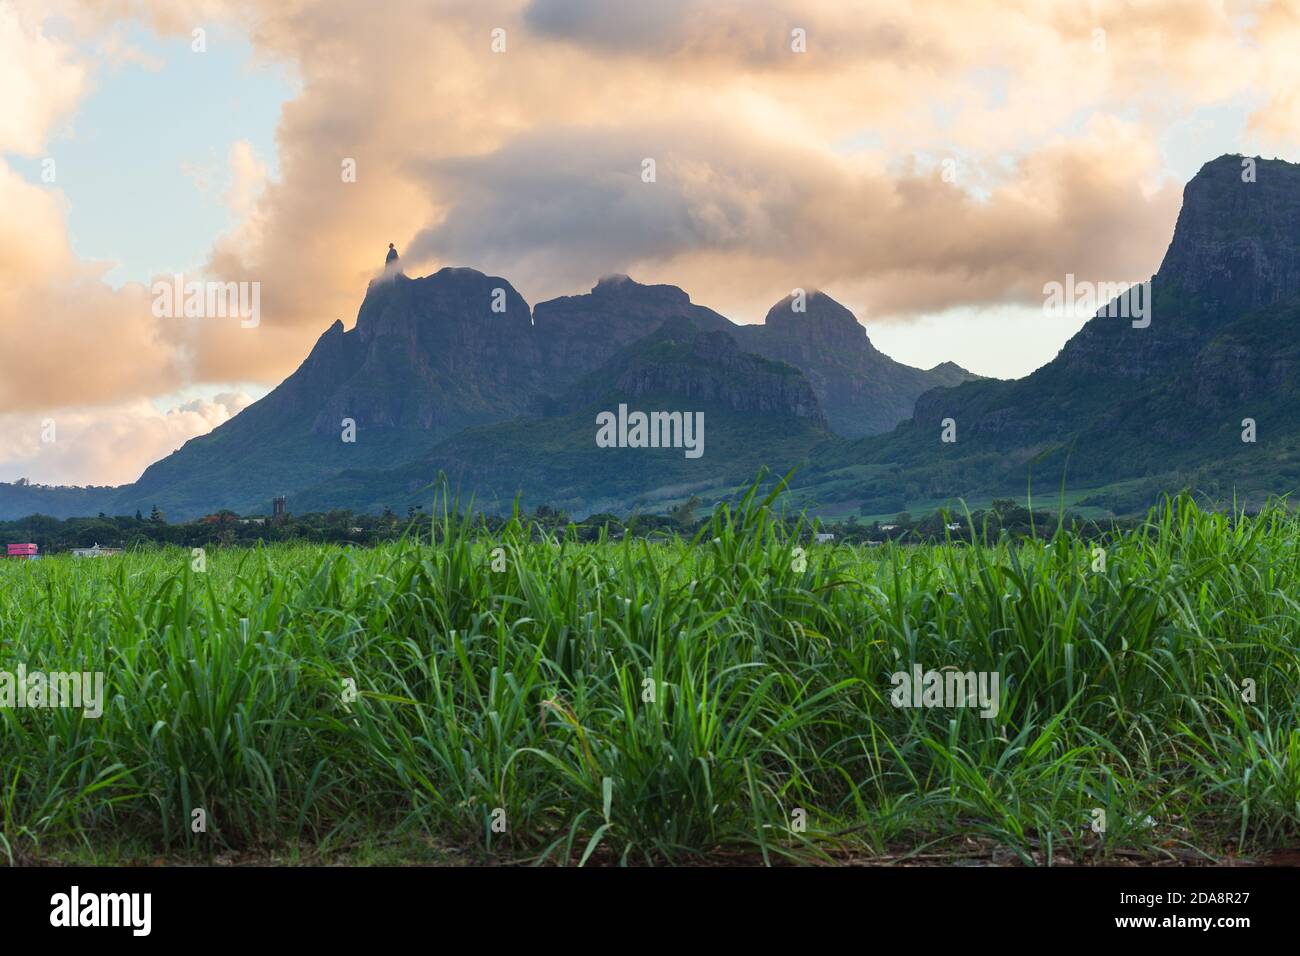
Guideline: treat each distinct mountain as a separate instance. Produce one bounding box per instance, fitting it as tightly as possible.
[796,154,1300,517]
[532,276,973,438]
[0,482,118,521]
[1,252,969,520]
[292,316,835,516]
[9,153,1299,523]
[12,153,1300,523]
[732,291,978,437]
[532,273,740,379]
[119,265,543,519]
[116,268,749,519]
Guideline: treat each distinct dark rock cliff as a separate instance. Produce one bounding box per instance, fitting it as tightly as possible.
[734,291,978,438]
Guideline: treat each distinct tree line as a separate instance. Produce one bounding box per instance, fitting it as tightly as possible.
[1,495,1136,554]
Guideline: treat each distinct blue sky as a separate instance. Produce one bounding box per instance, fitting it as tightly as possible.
[10,22,295,289]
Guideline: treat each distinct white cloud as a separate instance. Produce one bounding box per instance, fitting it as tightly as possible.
[0,392,253,486]
[0,1,86,154]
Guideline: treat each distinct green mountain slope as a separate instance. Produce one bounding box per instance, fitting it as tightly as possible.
[293,320,838,516]
[789,154,1300,516]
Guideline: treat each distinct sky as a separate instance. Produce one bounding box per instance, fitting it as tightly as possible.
[2,0,1300,487]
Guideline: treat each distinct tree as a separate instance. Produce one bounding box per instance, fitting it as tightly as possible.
[534,504,568,526]
[149,505,166,524]
[667,495,702,530]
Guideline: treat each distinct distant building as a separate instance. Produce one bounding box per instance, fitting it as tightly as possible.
[71,543,122,558]
[6,543,39,560]
[273,496,288,522]
[946,522,962,531]
[880,524,899,531]
[814,532,835,543]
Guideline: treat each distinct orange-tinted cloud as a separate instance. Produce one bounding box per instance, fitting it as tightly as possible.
[147,0,1280,348]
[0,3,183,412]
[0,393,253,486]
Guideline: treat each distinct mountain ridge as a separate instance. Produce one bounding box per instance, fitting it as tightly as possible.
[9,153,1294,522]
[791,153,1300,517]
[0,259,970,520]
[292,317,838,516]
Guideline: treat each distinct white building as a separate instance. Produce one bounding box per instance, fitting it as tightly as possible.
[71,543,123,558]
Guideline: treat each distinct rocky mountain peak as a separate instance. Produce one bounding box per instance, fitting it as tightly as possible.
[591,273,692,308]
[93,261,969,519]
[355,266,531,344]
[1157,154,1300,314]
[545,318,828,427]
[727,288,974,438]
[762,289,868,342]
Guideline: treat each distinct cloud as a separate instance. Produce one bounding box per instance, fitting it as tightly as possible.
[407,115,1182,321]
[224,139,268,219]
[1246,1,1300,146]
[0,4,185,412]
[0,157,185,412]
[0,1,86,155]
[155,0,1272,343]
[96,24,166,71]
[0,392,253,486]
[522,0,806,62]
